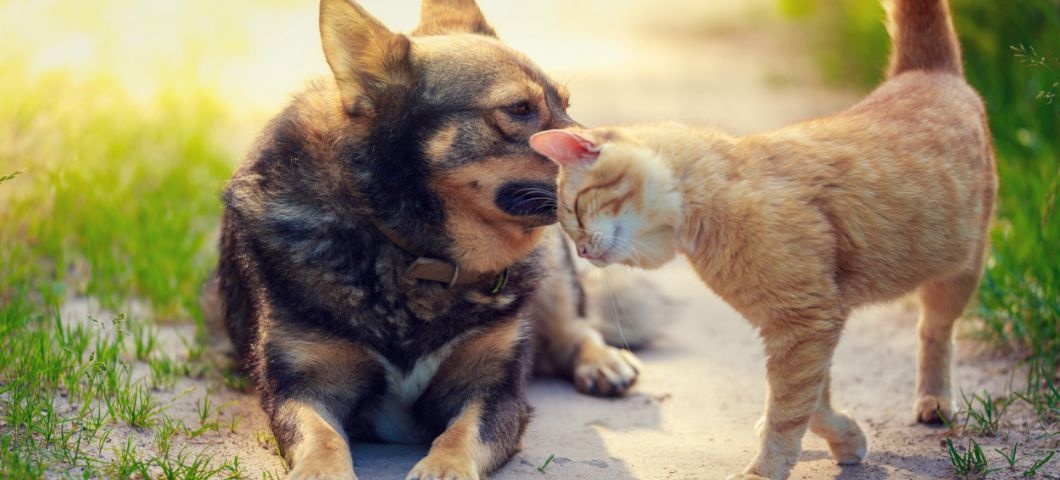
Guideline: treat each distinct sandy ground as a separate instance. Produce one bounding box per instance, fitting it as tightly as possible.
[485,263,1026,480]
[55,1,1052,479]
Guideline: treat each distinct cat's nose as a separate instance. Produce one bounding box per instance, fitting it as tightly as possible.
[576,243,590,258]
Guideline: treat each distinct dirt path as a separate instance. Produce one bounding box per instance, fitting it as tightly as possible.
[489,262,1018,480]
[111,1,1023,478]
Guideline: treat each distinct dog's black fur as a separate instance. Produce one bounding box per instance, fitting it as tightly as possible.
[205,1,640,478]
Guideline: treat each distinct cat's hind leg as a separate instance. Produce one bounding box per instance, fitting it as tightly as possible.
[914,267,980,423]
[809,371,866,464]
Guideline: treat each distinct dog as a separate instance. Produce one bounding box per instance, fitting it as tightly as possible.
[203,1,642,478]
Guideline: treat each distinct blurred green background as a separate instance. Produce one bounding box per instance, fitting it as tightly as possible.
[780,0,1059,392]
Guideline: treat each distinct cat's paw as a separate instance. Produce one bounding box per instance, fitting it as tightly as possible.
[573,341,640,397]
[811,410,868,465]
[287,462,357,480]
[828,425,868,465]
[915,394,955,424]
[754,416,767,438]
[405,453,478,480]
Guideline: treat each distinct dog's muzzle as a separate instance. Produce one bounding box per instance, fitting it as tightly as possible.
[495,181,558,224]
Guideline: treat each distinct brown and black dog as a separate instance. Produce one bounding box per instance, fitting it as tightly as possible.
[203,1,640,478]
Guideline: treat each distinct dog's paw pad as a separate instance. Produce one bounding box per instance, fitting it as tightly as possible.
[574,343,640,397]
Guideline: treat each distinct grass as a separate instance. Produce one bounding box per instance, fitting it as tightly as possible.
[0,170,21,184]
[960,390,1009,437]
[995,442,1021,469]
[946,437,995,479]
[537,453,556,473]
[0,2,255,476]
[1023,451,1056,477]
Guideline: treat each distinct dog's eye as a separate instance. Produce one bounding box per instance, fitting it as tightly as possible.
[505,101,532,117]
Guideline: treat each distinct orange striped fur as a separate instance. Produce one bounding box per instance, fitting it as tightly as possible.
[529,1,995,478]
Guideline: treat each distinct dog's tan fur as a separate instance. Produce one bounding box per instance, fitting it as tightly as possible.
[430,159,556,274]
[530,1,995,478]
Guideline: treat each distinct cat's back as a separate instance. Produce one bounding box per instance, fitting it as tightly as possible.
[848,71,988,144]
[756,71,992,191]
[735,71,995,306]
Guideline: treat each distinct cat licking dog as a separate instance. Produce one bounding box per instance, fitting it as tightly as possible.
[531,0,995,478]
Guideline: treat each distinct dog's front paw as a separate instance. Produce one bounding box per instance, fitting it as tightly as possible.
[287,462,357,480]
[573,341,640,397]
[915,394,955,424]
[406,453,479,480]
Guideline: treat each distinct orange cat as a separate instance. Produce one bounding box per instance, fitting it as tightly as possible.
[529,0,995,478]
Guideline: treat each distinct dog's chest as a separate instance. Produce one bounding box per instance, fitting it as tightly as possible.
[367,334,466,444]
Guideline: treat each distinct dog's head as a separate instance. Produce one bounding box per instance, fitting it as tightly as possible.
[321,0,575,273]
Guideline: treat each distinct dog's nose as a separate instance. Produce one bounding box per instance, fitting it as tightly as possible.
[495,181,557,219]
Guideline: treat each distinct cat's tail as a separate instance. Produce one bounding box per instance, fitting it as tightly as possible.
[885,0,963,77]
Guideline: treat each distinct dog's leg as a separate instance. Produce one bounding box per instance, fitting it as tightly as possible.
[407,316,533,479]
[258,325,379,480]
[406,398,528,480]
[531,231,640,396]
[277,399,357,480]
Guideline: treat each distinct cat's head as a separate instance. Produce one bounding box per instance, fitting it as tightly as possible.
[529,128,681,269]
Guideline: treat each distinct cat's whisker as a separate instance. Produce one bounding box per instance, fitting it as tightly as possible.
[607,235,651,262]
[522,224,554,234]
[599,269,634,352]
[603,267,649,348]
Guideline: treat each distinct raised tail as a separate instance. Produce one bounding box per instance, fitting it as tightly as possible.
[885,0,963,77]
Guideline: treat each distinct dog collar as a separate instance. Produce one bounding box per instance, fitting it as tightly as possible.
[373,221,510,291]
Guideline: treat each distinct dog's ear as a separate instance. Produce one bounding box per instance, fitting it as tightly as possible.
[413,0,497,38]
[320,0,415,117]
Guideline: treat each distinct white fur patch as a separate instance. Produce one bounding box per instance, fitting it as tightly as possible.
[368,334,469,443]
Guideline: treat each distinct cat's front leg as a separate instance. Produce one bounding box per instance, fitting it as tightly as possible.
[732,321,843,480]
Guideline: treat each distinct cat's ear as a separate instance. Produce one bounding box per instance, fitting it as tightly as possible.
[529,129,601,166]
